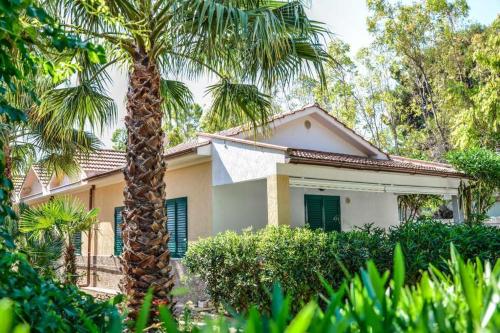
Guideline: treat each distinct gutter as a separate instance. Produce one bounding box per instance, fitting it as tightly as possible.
[288,157,466,178]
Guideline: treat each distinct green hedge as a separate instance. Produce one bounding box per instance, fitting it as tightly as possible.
[184,220,500,312]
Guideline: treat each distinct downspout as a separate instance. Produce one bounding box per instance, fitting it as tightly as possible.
[80,184,95,287]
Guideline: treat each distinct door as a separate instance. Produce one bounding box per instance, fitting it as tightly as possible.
[304,195,341,232]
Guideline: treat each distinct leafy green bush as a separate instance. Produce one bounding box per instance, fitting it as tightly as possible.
[0,246,121,332]
[184,221,500,311]
[171,245,500,332]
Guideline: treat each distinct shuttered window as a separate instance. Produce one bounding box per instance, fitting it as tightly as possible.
[305,195,341,232]
[114,206,124,255]
[73,232,82,255]
[114,198,188,258]
[165,197,188,258]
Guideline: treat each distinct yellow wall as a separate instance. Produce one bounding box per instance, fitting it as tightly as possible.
[165,162,212,242]
[19,161,213,257]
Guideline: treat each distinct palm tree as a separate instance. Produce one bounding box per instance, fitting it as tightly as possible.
[1,52,116,180]
[19,197,99,284]
[51,0,330,317]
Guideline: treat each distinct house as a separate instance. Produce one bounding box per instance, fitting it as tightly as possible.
[15,104,468,290]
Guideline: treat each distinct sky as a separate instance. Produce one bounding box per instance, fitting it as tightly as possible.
[100,0,500,147]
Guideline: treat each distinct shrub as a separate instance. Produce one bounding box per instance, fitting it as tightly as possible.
[165,245,500,332]
[184,221,500,312]
[0,246,121,332]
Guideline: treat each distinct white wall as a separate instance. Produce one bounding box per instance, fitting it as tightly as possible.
[487,200,500,217]
[290,187,399,230]
[212,179,268,234]
[259,115,367,156]
[211,139,286,186]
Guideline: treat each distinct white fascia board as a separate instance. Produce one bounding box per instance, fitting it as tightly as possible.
[289,177,458,195]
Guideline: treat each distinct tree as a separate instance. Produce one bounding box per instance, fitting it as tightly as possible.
[111,128,127,152]
[19,197,99,284]
[51,0,329,318]
[0,0,116,181]
[452,16,500,150]
[447,148,500,223]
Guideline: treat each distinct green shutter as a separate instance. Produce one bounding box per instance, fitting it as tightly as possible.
[323,196,341,232]
[114,206,124,255]
[304,195,341,232]
[165,197,188,258]
[305,195,323,230]
[73,232,82,255]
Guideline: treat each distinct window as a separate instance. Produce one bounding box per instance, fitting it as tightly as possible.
[304,195,341,232]
[73,231,82,255]
[114,206,124,256]
[114,197,188,258]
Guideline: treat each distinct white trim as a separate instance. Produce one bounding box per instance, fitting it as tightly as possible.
[289,177,458,195]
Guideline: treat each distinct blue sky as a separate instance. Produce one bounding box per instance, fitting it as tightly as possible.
[101,0,499,147]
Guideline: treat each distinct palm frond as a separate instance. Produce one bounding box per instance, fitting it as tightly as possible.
[205,79,272,130]
[160,79,194,125]
[36,82,117,135]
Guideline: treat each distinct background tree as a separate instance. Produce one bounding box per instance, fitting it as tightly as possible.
[19,197,99,284]
[447,148,500,223]
[51,0,329,318]
[286,1,498,161]
[111,128,127,152]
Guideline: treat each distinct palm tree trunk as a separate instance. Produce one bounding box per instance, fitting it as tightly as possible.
[64,242,77,284]
[121,47,173,319]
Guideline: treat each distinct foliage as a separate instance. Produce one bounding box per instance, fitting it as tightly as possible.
[111,128,127,152]
[0,245,121,333]
[156,245,500,332]
[397,194,445,222]
[0,0,116,179]
[286,1,499,160]
[184,221,500,312]
[19,197,99,283]
[448,148,500,222]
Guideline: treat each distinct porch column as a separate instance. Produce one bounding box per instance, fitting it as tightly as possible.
[452,195,463,224]
[267,174,291,225]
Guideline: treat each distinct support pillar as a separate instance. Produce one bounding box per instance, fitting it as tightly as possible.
[267,174,291,226]
[452,195,463,224]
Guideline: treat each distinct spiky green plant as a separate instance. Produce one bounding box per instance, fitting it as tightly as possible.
[157,244,500,332]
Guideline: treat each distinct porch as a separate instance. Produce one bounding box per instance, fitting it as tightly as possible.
[211,162,463,233]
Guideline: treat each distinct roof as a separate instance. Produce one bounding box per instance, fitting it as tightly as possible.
[216,103,388,159]
[32,164,52,185]
[78,149,126,171]
[164,139,210,158]
[288,149,463,178]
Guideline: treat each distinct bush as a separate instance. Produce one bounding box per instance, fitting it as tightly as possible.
[0,246,121,332]
[165,245,500,332]
[184,221,500,312]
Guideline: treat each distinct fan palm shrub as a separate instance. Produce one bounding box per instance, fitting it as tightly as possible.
[47,0,330,316]
[19,197,99,284]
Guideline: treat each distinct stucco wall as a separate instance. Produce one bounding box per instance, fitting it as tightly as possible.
[86,161,213,256]
[165,161,212,241]
[258,115,367,156]
[211,139,286,186]
[212,179,268,234]
[290,187,400,230]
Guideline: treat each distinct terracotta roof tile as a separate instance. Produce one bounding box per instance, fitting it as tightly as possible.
[164,139,210,158]
[32,164,52,185]
[78,149,126,171]
[288,149,463,177]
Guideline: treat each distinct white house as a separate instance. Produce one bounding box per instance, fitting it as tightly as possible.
[15,104,468,290]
